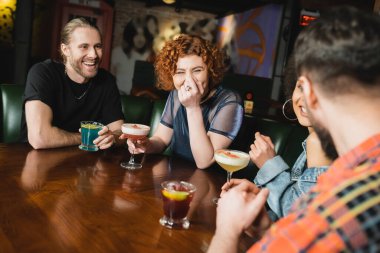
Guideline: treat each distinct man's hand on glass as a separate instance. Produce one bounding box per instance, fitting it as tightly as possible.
[216,179,270,239]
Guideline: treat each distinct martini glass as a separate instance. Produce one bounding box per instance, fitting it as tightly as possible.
[120,123,150,170]
[213,149,250,204]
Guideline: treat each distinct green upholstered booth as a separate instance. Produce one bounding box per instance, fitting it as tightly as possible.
[0,84,24,143]
[281,124,309,166]
[253,118,298,156]
[120,94,153,125]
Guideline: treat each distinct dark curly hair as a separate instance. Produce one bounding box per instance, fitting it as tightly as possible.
[283,54,297,100]
[154,34,226,91]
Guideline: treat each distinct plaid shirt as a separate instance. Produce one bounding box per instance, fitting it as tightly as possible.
[248,133,380,253]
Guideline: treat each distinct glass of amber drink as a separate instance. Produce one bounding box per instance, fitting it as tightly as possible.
[120,123,150,170]
[159,180,196,229]
[213,149,250,203]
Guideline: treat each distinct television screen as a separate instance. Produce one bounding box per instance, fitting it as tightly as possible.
[217,4,283,79]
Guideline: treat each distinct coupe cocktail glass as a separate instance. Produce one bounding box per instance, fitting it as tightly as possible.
[159,180,196,229]
[120,123,150,170]
[213,149,250,204]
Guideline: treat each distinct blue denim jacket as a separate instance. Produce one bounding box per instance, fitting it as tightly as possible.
[253,140,328,220]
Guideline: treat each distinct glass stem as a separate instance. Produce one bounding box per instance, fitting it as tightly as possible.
[129,154,135,164]
[226,172,233,183]
[129,140,136,164]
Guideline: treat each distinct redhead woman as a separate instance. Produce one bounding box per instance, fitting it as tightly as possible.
[121,34,243,169]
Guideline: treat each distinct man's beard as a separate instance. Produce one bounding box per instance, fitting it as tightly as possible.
[69,58,99,79]
[309,112,339,160]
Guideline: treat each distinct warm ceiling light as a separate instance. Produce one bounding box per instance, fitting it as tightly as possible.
[162,0,175,4]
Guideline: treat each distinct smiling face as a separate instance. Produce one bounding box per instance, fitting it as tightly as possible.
[61,27,102,83]
[173,55,209,96]
[292,80,311,127]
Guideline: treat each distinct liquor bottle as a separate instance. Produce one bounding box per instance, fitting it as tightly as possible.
[244,92,254,115]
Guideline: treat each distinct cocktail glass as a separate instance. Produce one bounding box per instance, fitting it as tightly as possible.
[79,121,104,151]
[159,180,196,229]
[213,149,250,204]
[120,123,150,170]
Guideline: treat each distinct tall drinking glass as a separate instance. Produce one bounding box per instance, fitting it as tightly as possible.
[213,149,250,204]
[120,123,150,170]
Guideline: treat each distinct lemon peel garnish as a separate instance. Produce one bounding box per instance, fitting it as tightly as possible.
[162,190,189,201]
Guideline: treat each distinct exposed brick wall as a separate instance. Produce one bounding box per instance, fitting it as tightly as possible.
[375,0,380,14]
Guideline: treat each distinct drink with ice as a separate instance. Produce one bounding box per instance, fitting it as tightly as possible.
[79,121,104,151]
[159,181,196,229]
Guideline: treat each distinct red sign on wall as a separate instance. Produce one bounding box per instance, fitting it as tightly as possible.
[299,9,319,27]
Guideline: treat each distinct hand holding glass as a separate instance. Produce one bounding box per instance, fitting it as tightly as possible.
[213,149,250,203]
[120,123,150,170]
[79,121,104,151]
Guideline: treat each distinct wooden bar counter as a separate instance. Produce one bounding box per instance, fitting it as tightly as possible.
[0,143,255,253]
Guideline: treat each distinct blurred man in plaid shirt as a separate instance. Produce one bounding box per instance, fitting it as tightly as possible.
[208,6,380,253]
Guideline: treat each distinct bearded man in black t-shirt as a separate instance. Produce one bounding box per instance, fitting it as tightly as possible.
[20,18,125,149]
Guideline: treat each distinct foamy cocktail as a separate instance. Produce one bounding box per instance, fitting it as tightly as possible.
[121,124,150,140]
[213,149,250,204]
[214,149,250,173]
[120,123,150,170]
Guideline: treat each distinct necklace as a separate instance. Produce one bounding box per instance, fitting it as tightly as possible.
[74,82,92,100]
[65,68,92,100]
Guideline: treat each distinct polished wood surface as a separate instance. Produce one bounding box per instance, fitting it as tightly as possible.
[0,143,255,253]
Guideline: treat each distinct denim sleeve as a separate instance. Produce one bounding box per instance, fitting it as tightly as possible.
[296,166,328,195]
[253,156,294,218]
[253,156,289,185]
[257,165,329,219]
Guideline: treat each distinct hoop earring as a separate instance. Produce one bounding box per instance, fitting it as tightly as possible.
[282,99,297,121]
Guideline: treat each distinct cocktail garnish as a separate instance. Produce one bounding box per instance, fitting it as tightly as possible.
[132,124,141,129]
[220,150,239,158]
[162,189,189,201]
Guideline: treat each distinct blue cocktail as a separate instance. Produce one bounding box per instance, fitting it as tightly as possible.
[79,121,104,151]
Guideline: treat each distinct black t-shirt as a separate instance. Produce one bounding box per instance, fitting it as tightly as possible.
[20,59,124,142]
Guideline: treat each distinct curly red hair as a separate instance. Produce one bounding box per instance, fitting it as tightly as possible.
[154,34,226,91]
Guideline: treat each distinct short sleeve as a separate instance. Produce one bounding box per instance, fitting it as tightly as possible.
[23,62,56,108]
[209,92,243,140]
[160,91,177,129]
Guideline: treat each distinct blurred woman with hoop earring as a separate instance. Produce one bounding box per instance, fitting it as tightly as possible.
[248,54,338,220]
